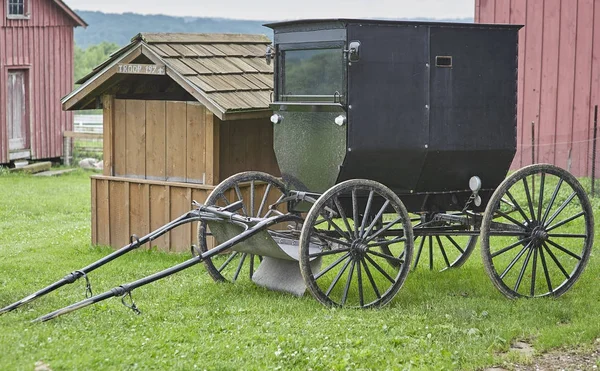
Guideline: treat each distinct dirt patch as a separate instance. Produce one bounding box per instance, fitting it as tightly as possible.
[485,342,600,371]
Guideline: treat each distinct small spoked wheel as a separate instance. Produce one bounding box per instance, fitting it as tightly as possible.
[481,164,594,298]
[198,171,288,282]
[299,179,413,308]
[412,213,478,271]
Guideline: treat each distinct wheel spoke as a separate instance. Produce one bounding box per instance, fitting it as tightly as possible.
[364,254,396,284]
[319,212,352,242]
[491,236,533,258]
[499,242,531,279]
[547,233,587,239]
[363,200,391,239]
[341,260,356,306]
[445,235,465,254]
[436,236,451,268]
[232,253,247,282]
[309,247,352,259]
[366,249,404,265]
[315,252,351,280]
[219,193,230,206]
[361,257,381,299]
[249,180,255,217]
[366,237,406,248]
[544,192,577,227]
[359,191,374,238]
[542,242,571,279]
[538,246,554,293]
[352,189,359,239]
[545,212,585,232]
[514,245,534,292]
[249,254,255,280]
[217,251,239,273]
[541,178,563,224]
[364,216,403,243]
[537,172,545,222]
[505,190,532,224]
[325,257,352,296]
[413,236,426,268]
[357,260,364,307]
[530,247,538,296]
[494,209,528,230]
[545,239,582,260]
[428,236,433,270]
[311,231,352,247]
[233,184,248,216]
[256,183,272,217]
[333,196,354,239]
[522,177,537,222]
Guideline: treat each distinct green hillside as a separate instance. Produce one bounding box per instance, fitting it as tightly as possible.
[74,11,474,49]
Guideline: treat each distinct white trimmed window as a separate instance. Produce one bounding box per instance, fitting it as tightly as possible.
[7,0,28,18]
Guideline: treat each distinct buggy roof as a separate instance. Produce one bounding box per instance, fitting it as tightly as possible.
[264,18,522,30]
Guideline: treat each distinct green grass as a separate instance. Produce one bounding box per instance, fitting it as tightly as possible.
[1,170,599,370]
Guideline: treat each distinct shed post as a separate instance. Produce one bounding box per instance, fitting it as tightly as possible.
[102,95,114,176]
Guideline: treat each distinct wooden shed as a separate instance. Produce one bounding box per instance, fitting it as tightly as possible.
[62,33,279,252]
[1,0,86,163]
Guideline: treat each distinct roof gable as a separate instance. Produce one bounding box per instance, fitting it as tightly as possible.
[52,0,87,27]
[63,33,273,120]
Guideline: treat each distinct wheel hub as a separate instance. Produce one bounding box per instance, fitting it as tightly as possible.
[531,226,548,247]
[350,240,368,260]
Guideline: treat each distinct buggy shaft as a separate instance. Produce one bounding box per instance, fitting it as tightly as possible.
[34,213,300,322]
[0,210,201,315]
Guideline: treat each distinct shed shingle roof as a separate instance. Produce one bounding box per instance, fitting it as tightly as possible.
[139,33,273,113]
[68,32,273,118]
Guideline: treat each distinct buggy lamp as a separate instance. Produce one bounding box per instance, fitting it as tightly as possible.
[469,176,482,207]
[270,114,283,124]
[469,176,482,192]
[334,115,347,126]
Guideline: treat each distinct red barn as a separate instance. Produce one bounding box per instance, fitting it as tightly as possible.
[476,0,600,177]
[0,0,86,163]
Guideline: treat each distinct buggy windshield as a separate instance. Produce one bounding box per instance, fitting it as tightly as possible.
[281,47,344,103]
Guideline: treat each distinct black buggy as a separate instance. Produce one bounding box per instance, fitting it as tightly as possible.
[2,19,594,320]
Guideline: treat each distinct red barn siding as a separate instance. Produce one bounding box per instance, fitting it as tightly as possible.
[0,0,79,163]
[476,0,600,177]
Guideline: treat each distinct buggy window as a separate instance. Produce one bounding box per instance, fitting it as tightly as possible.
[282,48,344,102]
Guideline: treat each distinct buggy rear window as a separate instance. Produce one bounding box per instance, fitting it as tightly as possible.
[281,48,344,102]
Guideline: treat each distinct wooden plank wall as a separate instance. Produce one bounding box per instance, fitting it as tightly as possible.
[218,117,280,180]
[476,0,600,177]
[91,175,214,252]
[0,0,76,163]
[108,99,216,184]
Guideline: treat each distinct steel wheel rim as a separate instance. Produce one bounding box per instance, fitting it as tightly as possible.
[481,165,594,298]
[299,179,413,308]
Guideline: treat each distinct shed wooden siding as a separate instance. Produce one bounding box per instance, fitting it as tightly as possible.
[91,176,214,252]
[104,97,279,184]
[105,99,216,183]
[476,0,600,177]
[0,0,77,163]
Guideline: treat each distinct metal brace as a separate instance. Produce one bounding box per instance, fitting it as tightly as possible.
[121,291,141,315]
[74,270,93,298]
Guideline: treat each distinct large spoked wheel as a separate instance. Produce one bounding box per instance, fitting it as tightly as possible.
[299,179,413,308]
[198,171,288,282]
[481,164,594,298]
[412,213,478,271]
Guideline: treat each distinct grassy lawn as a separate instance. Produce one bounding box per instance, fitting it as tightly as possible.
[1,170,599,370]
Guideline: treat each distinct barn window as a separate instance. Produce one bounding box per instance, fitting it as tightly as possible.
[7,0,28,18]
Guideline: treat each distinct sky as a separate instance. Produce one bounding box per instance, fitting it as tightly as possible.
[63,0,475,21]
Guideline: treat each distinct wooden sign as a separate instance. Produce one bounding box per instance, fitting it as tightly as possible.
[116,64,166,75]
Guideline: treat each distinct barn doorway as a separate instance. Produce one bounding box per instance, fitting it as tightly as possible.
[7,70,29,157]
